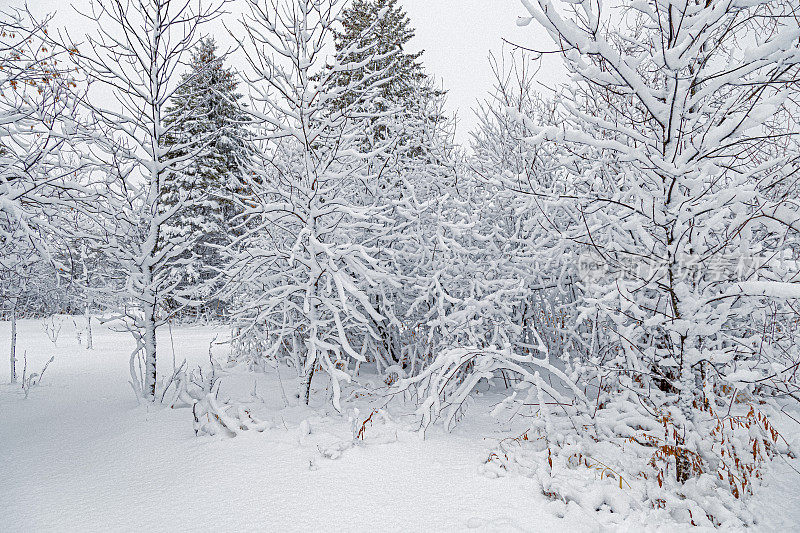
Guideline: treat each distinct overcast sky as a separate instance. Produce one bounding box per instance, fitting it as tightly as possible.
[400,0,564,142]
[1,0,564,144]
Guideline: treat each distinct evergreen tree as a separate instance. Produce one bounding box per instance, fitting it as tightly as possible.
[329,0,446,136]
[330,0,427,108]
[161,38,251,316]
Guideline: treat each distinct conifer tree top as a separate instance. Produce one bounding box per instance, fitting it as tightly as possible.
[332,0,429,105]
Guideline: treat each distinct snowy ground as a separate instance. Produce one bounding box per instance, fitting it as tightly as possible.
[2,318,799,532]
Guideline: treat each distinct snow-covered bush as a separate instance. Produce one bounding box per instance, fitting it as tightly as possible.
[479,381,793,527]
[192,389,270,437]
[488,0,800,493]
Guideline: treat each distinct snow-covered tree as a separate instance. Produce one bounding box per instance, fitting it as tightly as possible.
[229,0,400,408]
[0,8,96,382]
[161,37,252,316]
[515,0,800,488]
[468,47,589,361]
[69,0,225,400]
[322,0,462,373]
[328,0,433,111]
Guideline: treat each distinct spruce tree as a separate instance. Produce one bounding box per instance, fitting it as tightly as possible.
[161,38,251,316]
[329,0,449,153]
[330,0,427,107]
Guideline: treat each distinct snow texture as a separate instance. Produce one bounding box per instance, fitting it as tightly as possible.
[2,319,799,532]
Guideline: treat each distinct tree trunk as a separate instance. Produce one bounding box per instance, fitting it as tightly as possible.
[85,306,93,350]
[675,437,691,483]
[9,298,17,383]
[83,247,93,350]
[301,363,315,405]
[301,296,319,406]
[143,303,158,400]
[676,334,695,484]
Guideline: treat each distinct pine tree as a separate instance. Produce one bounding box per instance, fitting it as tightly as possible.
[328,0,453,193]
[161,38,251,316]
[328,0,446,138]
[330,0,426,108]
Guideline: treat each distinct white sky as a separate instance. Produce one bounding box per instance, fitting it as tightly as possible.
[400,0,565,142]
[1,0,564,144]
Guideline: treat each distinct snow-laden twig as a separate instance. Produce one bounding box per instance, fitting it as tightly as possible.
[21,351,54,399]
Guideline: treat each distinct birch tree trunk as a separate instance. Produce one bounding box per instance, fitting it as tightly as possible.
[85,310,93,350]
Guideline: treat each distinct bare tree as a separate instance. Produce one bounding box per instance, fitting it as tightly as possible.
[0,8,96,382]
[66,0,226,399]
[228,0,398,408]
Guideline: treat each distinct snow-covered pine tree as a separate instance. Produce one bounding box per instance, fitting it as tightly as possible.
[328,0,448,161]
[161,38,252,318]
[329,0,429,110]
